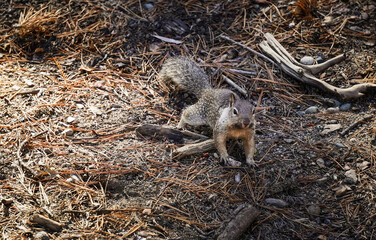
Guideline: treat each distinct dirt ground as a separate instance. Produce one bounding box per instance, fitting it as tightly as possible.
[1,0,376,239]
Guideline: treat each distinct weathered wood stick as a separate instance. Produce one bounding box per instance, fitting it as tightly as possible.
[30,214,63,232]
[173,139,216,158]
[217,205,260,240]
[136,125,208,143]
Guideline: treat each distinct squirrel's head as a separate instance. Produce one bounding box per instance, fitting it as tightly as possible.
[229,94,255,129]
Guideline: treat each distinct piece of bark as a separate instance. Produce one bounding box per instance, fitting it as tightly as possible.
[173,139,216,158]
[136,125,185,143]
[30,214,63,232]
[217,205,260,240]
[136,125,208,144]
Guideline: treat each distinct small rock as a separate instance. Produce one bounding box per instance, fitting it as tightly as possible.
[317,177,328,184]
[326,107,339,113]
[265,198,289,208]
[89,105,103,115]
[76,103,84,109]
[144,3,154,10]
[227,157,241,167]
[356,161,370,170]
[300,56,315,65]
[142,208,152,215]
[35,231,49,240]
[305,106,319,114]
[316,158,325,168]
[24,79,35,87]
[320,124,341,135]
[289,21,295,28]
[316,56,325,64]
[149,42,162,52]
[61,129,74,136]
[333,185,351,196]
[335,142,346,148]
[234,173,241,183]
[307,205,321,216]
[66,116,76,124]
[339,103,351,111]
[67,174,80,183]
[345,169,357,184]
[360,12,369,20]
[284,138,294,144]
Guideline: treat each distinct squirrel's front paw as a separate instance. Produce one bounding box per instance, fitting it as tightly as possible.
[224,157,242,167]
[177,121,186,130]
[246,158,258,168]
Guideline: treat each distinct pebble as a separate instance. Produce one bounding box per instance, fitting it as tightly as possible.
[345,169,357,183]
[339,103,351,111]
[265,198,289,208]
[307,205,321,216]
[334,185,351,196]
[305,106,319,114]
[335,142,346,148]
[320,124,342,135]
[361,12,369,20]
[144,3,154,10]
[61,128,74,136]
[35,231,49,240]
[234,173,241,183]
[317,177,328,184]
[316,158,325,168]
[66,116,76,123]
[89,105,103,115]
[326,107,339,113]
[316,56,325,64]
[300,56,315,65]
[284,138,294,144]
[25,79,35,87]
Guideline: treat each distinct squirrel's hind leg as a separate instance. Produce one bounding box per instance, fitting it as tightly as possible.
[177,104,207,129]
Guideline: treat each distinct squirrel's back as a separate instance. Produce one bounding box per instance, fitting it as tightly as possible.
[159,56,212,97]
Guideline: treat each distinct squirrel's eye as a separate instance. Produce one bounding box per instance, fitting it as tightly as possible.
[233,108,238,115]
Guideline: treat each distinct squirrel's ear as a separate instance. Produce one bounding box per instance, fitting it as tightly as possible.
[229,93,236,107]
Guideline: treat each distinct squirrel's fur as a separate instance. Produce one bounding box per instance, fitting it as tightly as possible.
[160,56,256,166]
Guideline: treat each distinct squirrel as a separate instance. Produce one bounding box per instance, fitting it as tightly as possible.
[159,56,256,166]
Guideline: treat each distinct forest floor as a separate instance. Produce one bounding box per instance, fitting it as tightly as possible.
[0,0,376,239]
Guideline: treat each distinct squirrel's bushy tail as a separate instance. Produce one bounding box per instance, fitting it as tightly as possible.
[159,56,212,97]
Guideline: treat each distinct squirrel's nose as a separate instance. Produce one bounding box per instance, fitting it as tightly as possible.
[242,119,250,128]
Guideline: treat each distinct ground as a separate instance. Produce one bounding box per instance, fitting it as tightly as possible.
[0,0,376,239]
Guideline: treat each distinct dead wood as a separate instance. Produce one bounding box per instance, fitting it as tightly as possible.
[30,214,63,232]
[136,125,208,144]
[258,33,376,100]
[217,205,260,240]
[173,139,216,158]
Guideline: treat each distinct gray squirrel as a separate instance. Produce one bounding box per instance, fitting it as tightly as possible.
[159,56,256,166]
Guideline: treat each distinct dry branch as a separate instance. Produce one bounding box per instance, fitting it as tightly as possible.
[173,139,216,158]
[217,205,260,240]
[258,33,376,100]
[30,214,63,232]
[136,124,208,143]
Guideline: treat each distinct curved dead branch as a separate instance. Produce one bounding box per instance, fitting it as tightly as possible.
[259,33,376,100]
